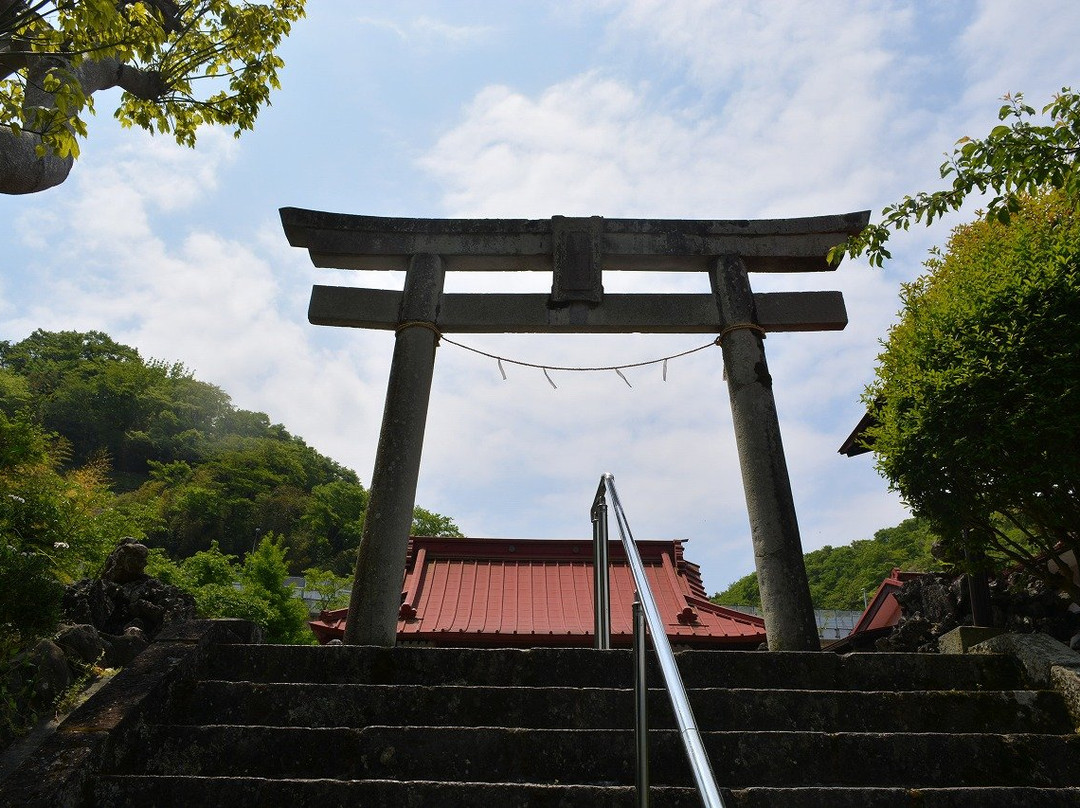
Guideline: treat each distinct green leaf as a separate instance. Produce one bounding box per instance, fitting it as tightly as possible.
[846,88,1080,266]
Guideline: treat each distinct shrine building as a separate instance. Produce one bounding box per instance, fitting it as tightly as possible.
[309,536,766,649]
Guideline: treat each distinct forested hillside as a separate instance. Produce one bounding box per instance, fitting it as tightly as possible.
[0,329,460,575]
[712,518,941,611]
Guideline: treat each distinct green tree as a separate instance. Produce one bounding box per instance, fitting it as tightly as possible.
[302,567,350,612]
[1,412,143,646]
[145,538,311,643]
[134,436,358,560]
[0,329,139,373]
[0,330,227,473]
[713,518,940,610]
[2,328,462,577]
[241,534,311,644]
[711,572,760,609]
[833,89,1080,267]
[175,542,275,629]
[0,0,305,194]
[866,192,1080,602]
[294,480,368,572]
[176,540,237,587]
[0,367,30,415]
[802,519,940,609]
[412,506,463,538]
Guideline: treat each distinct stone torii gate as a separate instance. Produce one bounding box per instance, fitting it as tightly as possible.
[281,208,870,651]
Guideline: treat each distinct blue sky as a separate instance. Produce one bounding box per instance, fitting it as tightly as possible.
[2,1,1079,594]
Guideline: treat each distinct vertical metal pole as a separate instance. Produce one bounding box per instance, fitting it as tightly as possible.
[633,597,649,808]
[343,253,444,646]
[711,256,820,651]
[965,538,993,628]
[592,496,611,650]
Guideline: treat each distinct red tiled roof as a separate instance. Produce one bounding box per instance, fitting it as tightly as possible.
[849,567,925,635]
[821,568,925,652]
[310,537,765,648]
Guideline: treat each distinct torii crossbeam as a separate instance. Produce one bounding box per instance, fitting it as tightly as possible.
[281,208,870,651]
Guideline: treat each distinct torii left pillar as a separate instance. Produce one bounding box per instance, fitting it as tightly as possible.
[343,253,444,646]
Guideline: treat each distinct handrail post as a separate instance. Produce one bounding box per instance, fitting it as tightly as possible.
[633,597,650,808]
[597,473,726,808]
[591,485,612,650]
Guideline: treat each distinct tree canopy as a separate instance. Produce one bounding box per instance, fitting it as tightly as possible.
[146,536,312,643]
[0,0,305,194]
[865,191,1080,602]
[1,410,141,646]
[833,89,1080,267]
[712,518,941,611]
[0,329,324,480]
[0,329,463,574]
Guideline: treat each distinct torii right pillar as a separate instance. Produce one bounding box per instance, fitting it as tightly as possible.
[713,254,820,651]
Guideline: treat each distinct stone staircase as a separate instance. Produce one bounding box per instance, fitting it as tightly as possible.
[4,620,1080,806]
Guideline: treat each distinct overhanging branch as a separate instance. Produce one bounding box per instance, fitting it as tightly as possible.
[2,52,166,193]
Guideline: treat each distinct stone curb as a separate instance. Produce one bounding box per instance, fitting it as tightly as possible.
[0,619,259,808]
[968,632,1080,731]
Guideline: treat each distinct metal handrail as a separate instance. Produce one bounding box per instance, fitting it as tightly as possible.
[591,473,726,808]
[632,598,650,803]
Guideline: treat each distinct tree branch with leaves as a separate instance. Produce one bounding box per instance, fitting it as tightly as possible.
[0,0,304,194]
[831,88,1080,267]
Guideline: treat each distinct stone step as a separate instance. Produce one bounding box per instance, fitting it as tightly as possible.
[7,622,1079,808]
[93,777,1080,808]
[203,644,1027,691]
[94,775,703,807]
[168,680,1073,734]
[116,724,1080,788]
[722,788,1080,808]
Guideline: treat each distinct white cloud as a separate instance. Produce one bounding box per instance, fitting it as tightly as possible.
[604,0,911,97]
[354,16,409,39]
[355,14,494,48]
[420,2,934,225]
[413,16,494,44]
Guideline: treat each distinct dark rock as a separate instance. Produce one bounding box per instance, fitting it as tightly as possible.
[991,572,1080,643]
[101,627,149,668]
[895,574,962,628]
[62,578,113,629]
[124,617,151,633]
[100,538,148,584]
[881,568,1080,652]
[63,567,196,639]
[54,624,105,666]
[877,614,934,652]
[28,639,71,702]
[115,577,196,633]
[130,597,165,628]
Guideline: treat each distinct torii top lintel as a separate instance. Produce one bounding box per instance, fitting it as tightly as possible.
[280,207,870,335]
